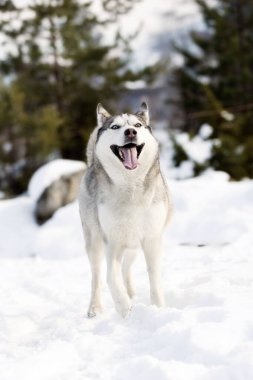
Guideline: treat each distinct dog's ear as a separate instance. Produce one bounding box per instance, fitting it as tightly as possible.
[97,103,111,127]
[136,102,150,126]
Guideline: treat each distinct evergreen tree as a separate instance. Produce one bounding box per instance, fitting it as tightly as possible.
[176,0,253,179]
[0,0,154,195]
[0,80,62,193]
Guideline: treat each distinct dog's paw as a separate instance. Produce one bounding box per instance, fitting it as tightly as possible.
[118,305,132,318]
[87,304,103,318]
[115,299,132,318]
[151,292,166,308]
[127,285,136,299]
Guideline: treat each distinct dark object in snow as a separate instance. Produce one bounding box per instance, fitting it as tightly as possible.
[35,169,85,224]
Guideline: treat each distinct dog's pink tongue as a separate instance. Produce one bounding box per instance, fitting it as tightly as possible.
[122,146,138,170]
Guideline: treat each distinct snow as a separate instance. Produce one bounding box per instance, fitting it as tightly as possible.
[175,132,213,165]
[220,110,235,122]
[28,159,85,201]
[115,0,202,68]
[1,145,253,379]
[198,124,213,139]
[0,196,37,258]
[156,126,212,180]
[171,160,195,180]
[169,171,253,245]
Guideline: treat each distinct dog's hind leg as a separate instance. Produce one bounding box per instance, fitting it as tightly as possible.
[142,236,166,307]
[86,238,104,318]
[106,244,132,317]
[122,249,137,299]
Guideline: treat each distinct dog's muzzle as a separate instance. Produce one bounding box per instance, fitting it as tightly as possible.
[110,143,145,170]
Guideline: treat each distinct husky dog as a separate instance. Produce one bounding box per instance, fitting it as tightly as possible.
[78,102,172,318]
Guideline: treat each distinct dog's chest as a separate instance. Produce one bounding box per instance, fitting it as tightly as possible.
[97,186,167,245]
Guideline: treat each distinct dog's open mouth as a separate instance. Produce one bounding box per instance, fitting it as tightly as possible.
[110,143,145,170]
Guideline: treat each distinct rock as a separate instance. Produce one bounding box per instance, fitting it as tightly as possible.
[35,169,85,224]
[28,159,86,224]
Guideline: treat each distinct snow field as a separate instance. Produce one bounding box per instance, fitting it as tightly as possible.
[1,238,253,379]
[1,169,253,379]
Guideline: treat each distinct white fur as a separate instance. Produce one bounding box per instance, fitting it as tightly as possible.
[96,115,157,184]
[78,106,172,318]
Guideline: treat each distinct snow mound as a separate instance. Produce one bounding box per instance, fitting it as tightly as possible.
[36,202,84,259]
[28,159,85,201]
[0,197,37,258]
[169,171,253,245]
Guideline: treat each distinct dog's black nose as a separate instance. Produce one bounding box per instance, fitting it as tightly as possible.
[124,128,137,138]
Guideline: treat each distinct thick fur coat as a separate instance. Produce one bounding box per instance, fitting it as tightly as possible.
[78,102,172,317]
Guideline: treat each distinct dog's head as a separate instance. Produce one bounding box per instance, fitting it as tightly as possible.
[95,102,158,173]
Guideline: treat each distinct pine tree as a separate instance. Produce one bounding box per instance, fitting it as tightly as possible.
[0,79,63,194]
[0,0,154,195]
[176,0,253,179]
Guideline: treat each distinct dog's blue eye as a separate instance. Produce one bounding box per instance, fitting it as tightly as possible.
[135,123,142,128]
[111,125,120,130]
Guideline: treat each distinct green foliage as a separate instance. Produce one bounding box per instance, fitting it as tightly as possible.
[0,81,63,195]
[176,0,253,179]
[0,0,154,195]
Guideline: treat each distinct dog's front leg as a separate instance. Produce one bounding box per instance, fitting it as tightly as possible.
[142,236,166,307]
[86,239,104,318]
[106,244,132,317]
[122,249,137,299]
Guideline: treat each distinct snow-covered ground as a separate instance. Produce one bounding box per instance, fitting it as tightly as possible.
[1,140,253,379]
